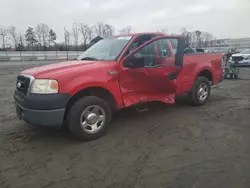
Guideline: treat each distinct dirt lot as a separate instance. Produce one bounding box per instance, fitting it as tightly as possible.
[0,61,250,188]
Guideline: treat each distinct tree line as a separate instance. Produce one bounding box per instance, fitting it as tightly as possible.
[0,22,214,51]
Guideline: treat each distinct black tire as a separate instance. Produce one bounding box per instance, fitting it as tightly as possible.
[187,76,211,106]
[67,96,112,141]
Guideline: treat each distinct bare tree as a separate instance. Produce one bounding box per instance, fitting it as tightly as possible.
[64,27,70,50]
[36,23,50,50]
[79,23,92,48]
[103,24,115,37]
[87,26,94,42]
[93,22,115,37]
[200,32,214,47]
[41,24,50,49]
[186,31,196,48]
[159,28,168,34]
[8,26,18,49]
[16,33,25,51]
[181,28,192,47]
[94,22,103,36]
[19,33,25,46]
[35,25,42,49]
[180,28,188,35]
[0,27,7,49]
[72,22,80,49]
[119,26,132,34]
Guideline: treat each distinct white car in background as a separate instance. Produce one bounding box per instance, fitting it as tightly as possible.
[230,48,250,67]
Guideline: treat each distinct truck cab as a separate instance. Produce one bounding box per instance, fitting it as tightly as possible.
[14,33,223,141]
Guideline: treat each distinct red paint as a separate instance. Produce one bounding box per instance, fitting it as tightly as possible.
[21,33,223,109]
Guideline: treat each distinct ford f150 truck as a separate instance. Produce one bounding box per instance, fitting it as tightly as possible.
[14,33,224,141]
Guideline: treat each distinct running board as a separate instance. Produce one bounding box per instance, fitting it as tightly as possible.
[133,103,149,112]
[135,107,149,112]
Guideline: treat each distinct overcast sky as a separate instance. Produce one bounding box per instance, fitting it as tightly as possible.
[0,0,250,42]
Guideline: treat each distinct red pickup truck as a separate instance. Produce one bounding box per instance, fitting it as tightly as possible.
[14,33,223,140]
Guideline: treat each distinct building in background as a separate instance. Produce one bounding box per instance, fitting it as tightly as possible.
[210,38,230,47]
[210,37,250,50]
[227,38,250,49]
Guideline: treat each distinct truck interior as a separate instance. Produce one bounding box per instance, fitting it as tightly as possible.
[122,34,157,58]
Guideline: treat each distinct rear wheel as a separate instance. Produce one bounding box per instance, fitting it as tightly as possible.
[188,76,211,106]
[67,96,112,141]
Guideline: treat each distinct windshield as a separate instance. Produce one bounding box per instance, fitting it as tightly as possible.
[77,36,132,61]
[239,49,250,54]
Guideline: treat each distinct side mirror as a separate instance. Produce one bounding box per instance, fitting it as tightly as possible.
[124,53,144,68]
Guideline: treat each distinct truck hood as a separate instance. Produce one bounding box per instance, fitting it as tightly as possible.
[21,60,116,78]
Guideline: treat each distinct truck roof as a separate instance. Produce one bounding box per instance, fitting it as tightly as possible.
[112,32,166,37]
[112,32,184,38]
[90,32,184,44]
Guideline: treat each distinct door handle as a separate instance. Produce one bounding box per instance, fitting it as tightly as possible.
[166,72,179,80]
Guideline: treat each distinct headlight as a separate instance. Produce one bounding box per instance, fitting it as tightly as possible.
[30,79,59,94]
[229,57,232,60]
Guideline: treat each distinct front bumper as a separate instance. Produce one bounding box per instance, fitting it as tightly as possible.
[230,60,250,67]
[14,91,71,127]
[15,103,65,127]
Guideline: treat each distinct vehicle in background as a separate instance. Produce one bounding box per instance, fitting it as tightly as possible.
[229,48,250,67]
[184,48,214,54]
[14,32,224,141]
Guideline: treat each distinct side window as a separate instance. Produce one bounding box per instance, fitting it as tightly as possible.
[123,42,156,68]
[136,42,156,67]
[124,37,184,68]
[122,35,155,58]
[168,39,178,55]
[156,39,171,58]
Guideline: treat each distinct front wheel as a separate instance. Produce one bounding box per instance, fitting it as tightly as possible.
[67,96,112,141]
[187,76,211,106]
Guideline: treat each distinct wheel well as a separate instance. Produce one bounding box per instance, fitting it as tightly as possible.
[197,70,213,84]
[64,87,117,120]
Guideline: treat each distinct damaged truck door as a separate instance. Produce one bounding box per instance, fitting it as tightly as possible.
[118,36,185,107]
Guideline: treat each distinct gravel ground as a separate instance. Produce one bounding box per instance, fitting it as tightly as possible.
[0,61,250,188]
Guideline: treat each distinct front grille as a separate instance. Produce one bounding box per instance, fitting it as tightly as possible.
[232,56,244,62]
[16,75,31,95]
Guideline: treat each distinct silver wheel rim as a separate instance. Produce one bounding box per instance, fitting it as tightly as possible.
[80,105,106,134]
[198,83,208,102]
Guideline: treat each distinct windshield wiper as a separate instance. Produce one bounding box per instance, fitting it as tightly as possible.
[80,57,98,61]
